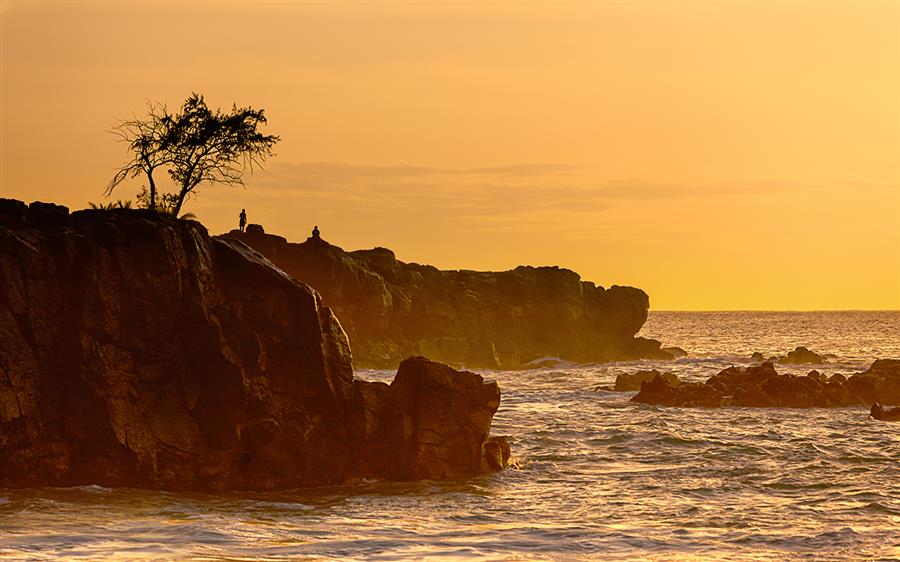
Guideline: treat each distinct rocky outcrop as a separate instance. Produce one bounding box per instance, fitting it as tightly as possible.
[870,403,900,421]
[749,347,829,365]
[351,356,508,480]
[661,346,688,358]
[219,225,672,369]
[0,200,507,491]
[776,346,828,365]
[598,369,680,392]
[632,359,900,408]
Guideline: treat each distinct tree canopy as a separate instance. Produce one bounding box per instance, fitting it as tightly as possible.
[107,94,279,216]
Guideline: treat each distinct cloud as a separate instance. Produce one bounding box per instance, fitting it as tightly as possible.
[212,160,829,239]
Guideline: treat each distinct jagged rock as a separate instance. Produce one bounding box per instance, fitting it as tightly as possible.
[870,403,900,421]
[632,374,721,407]
[614,370,679,392]
[632,360,900,409]
[0,200,507,491]
[482,436,512,471]
[750,352,765,363]
[806,370,826,383]
[350,356,505,480]
[776,346,827,365]
[219,228,672,369]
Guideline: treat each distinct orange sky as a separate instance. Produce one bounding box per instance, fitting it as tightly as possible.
[1,1,898,310]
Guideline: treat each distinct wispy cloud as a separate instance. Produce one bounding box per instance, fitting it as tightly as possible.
[215,160,834,239]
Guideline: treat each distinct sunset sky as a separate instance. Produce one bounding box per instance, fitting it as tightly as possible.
[1,1,898,310]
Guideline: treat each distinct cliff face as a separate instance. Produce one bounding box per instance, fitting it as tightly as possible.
[221,226,670,369]
[0,200,506,490]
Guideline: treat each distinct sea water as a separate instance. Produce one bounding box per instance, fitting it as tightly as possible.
[1,311,898,561]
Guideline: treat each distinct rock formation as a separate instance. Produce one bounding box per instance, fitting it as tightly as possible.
[632,359,900,408]
[749,347,829,365]
[220,225,672,369]
[0,199,508,491]
[351,356,509,479]
[776,346,828,365]
[870,403,900,421]
[597,369,680,392]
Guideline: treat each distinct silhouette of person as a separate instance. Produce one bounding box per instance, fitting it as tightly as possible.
[239,209,247,232]
[312,225,320,239]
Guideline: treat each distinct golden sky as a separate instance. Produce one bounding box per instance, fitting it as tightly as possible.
[1,1,898,310]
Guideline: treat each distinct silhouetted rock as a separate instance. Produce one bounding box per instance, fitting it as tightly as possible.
[0,200,507,490]
[870,403,900,421]
[776,346,827,365]
[632,374,721,407]
[351,356,506,480]
[614,370,680,392]
[632,359,900,408]
[662,346,688,358]
[220,227,672,368]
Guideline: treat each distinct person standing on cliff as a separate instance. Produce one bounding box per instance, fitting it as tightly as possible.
[312,225,320,239]
[239,209,247,232]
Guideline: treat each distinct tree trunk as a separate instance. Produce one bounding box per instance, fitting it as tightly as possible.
[173,186,190,217]
[147,171,157,211]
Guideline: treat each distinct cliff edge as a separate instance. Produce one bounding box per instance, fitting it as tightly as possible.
[221,225,670,368]
[0,199,507,490]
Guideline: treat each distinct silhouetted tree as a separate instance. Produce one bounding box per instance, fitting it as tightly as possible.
[106,93,279,216]
[106,101,177,210]
[167,94,279,216]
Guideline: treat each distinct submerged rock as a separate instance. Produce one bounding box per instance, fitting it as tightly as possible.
[613,370,680,392]
[219,227,673,369]
[0,200,507,491]
[776,346,828,365]
[661,346,688,358]
[632,360,900,408]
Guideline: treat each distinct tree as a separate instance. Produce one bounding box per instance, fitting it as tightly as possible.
[106,101,177,211]
[106,93,279,216]
[167,94,279,216]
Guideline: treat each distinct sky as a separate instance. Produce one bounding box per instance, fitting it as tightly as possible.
[1,1,898,310]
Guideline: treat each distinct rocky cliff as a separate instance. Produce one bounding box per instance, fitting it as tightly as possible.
[221,225,670,369]
[0,199,507,491]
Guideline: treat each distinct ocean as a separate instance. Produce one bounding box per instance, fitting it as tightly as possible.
[2,311,898,561]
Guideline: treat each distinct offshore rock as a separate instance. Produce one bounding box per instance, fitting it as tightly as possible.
[0,200,506,490]
[613,369,680,392]
[220,226,672,368]
[661,346,688,358]
[776,346,828,365]
[632,360,900,408]
[870,403,900,421]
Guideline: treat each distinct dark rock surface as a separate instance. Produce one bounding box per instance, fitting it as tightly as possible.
[661,346,688,358]
[0,200,507,490]
[870,403,900,421]
[220,225,672,369]
[776,346,828,365]
[632,360,900,408]
[749,347,828,365]
[613,370,680,392]
[351,356,508,480]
